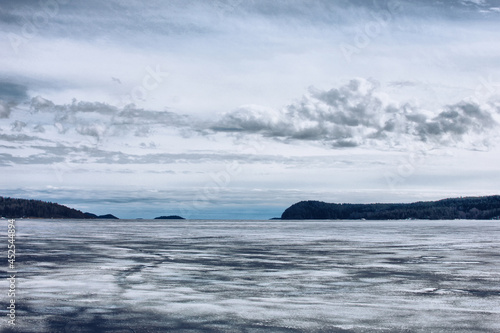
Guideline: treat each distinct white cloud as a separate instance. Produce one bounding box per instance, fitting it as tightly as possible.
[1,0,500,218]
[211,78,500,149]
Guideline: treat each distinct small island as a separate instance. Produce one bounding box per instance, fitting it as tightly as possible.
[0,196,118,219]
[154,215,185,220]
[84,213,120,219]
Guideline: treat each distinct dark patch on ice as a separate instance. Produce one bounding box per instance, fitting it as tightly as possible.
[463,289,500,297]
[39,309,353,333]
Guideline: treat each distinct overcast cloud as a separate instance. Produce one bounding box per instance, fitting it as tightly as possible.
[1,0,500,218]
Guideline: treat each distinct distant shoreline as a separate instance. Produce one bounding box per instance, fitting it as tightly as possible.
[281,196,500,220]
[2,195,500,221]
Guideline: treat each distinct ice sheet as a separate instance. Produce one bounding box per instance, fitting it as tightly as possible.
[1,219,499,332]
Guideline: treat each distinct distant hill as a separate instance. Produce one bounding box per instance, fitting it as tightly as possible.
[98,214,119,219]
[154,215,185,220]
[84,213,119,219]
[0,196,118,219]
[281,196,500,220]
[0,196,92,219]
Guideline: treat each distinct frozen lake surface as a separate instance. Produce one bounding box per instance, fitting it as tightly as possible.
[1,219,500,332]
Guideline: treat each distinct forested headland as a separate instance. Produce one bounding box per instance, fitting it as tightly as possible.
[0,196,119,219]
[0,196,92,219]
[281,196,500,220]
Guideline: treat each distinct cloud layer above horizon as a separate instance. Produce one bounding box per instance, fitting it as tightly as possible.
[1,0,500,218]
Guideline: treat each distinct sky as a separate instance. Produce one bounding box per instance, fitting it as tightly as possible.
[1,0,500,219]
